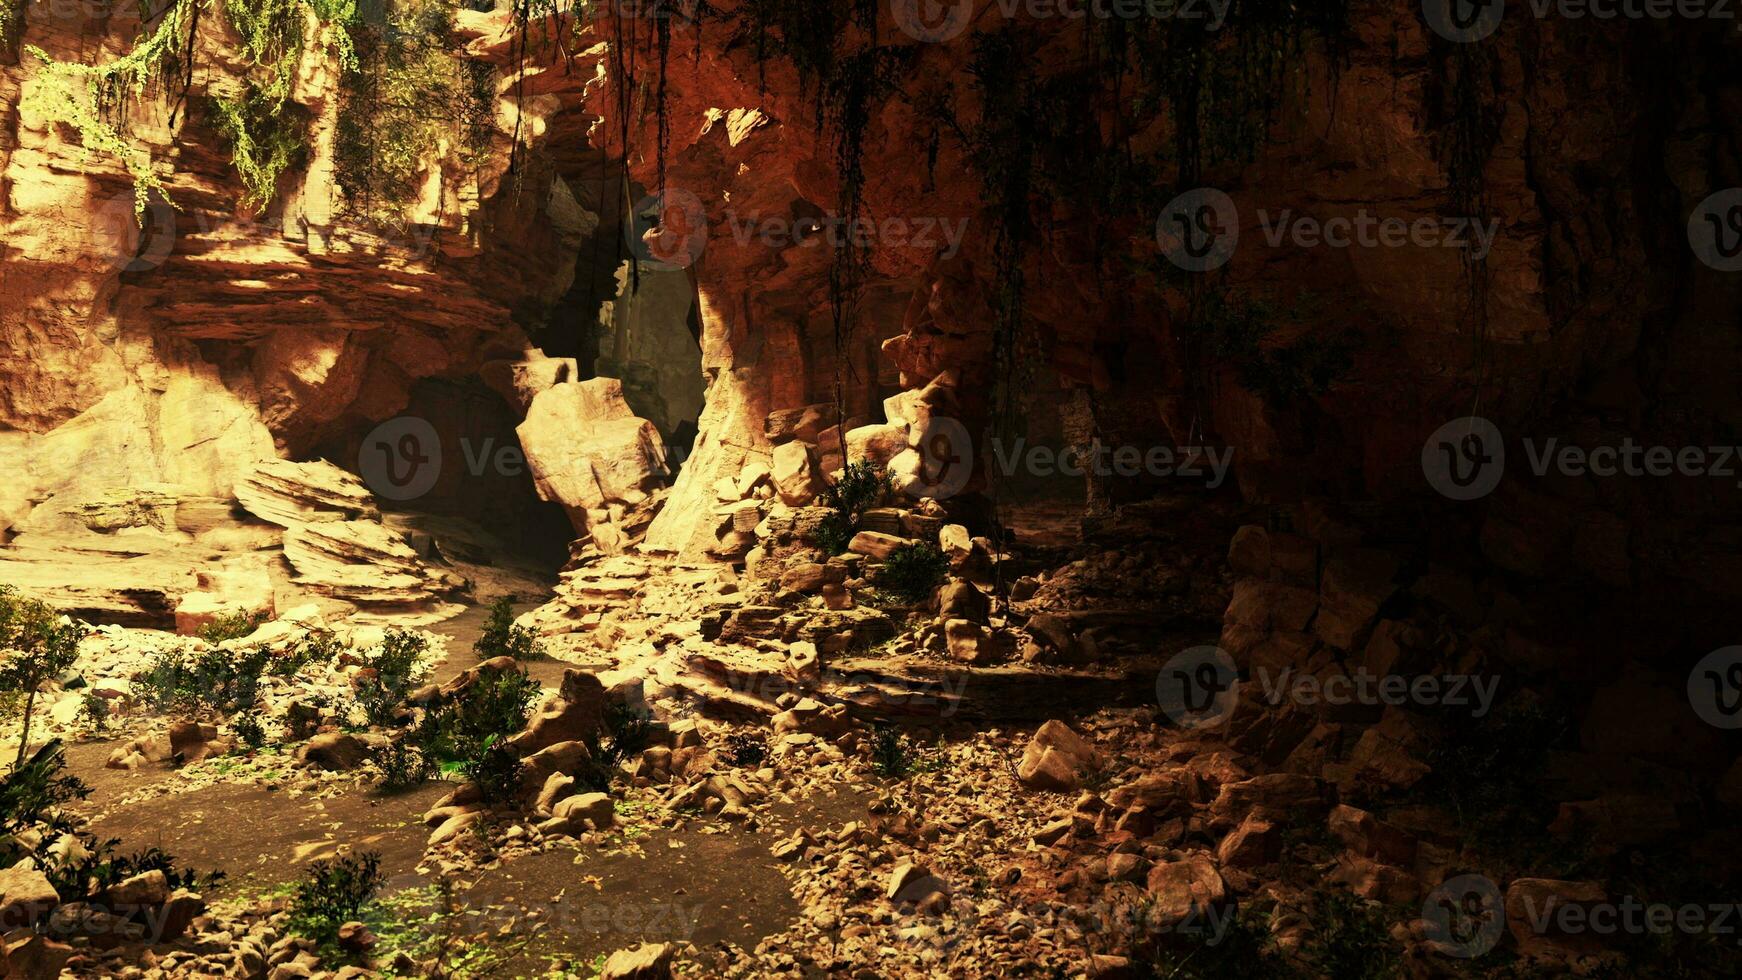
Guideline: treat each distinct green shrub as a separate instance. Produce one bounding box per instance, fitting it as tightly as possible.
[196,609,267,645]
[815,460,889,555]
[291,851,384,943]
[876,543,949,603]
[473,597,543,661]
[371,738,436,792]
[231,713,267,751]
[353,629,429,727]
[0,586,92,764]
[141,645,272,716]
[412,662,539,803]
[271,629,348,677]
[79,690,111,732]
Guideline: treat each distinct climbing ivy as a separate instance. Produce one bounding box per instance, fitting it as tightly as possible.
[23,0,204,217]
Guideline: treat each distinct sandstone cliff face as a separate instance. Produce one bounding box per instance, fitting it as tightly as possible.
[3,3,1740,609]
[0,3,587,536]
[563,4,1742,603]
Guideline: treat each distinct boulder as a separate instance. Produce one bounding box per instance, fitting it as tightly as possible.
[771,441,823,505]
[510,669,609,755]
[1145,854,1227,927]
[845,424,909,468]
[552,792,616,830]
[298,732,371,771]
[517,380,669,533]
[600,942,674,980]
[0,867,59,929]
[1017,720,1101,791]
[847,531,908,560]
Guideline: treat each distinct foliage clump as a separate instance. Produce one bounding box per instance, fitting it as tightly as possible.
[195,608,267,646]
[0,585,92,765]
[353,628,431,727]
[815,460,889,555]
[876,543,949,604]
[410,661,540,801]
[291,850,385,944]
[473,597,543,661]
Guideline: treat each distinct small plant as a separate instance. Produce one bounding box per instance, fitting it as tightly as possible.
[0,586,92,764]
[815,460,890,555]
[231,713,267,751]
[869,725,913,779]
[412,662,539,803]
[271,629,347,677]
[371,738,436,792]
[196,609,267,646]
[473,597,543,661]
[876,543,949,604]
[1302,888,1399,980]
[354,629,429,727]
[78,690,111,732]
[291,851,385,944]
[724,732,767,768]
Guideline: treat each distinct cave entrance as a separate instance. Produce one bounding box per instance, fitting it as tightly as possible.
[542,172,706,477]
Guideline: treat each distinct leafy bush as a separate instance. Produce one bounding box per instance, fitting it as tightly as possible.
[724,732,767,769]
[472,597,543,661]
[231,713,267,751]
[79,690,111,732]
[876,543,949,603]
[371,738,436,792]
[271,628,348,678]
[140,645,272,716]
[195,609,267,645]
[353,629,429,727]
[291,851,385,943]
[411,662,539,803]
[0,586,92,764]
[815,461,889,555]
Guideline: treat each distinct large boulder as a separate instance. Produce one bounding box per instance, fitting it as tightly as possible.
[600,942,674,980]
[1017,720,1101,791]
[0,867,59,929]
[509,669,610,756]
[517,380,670,532]
[771,440,823,505]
